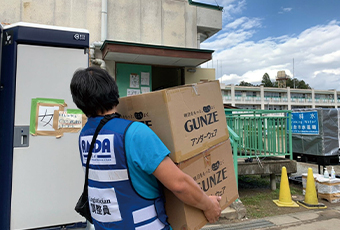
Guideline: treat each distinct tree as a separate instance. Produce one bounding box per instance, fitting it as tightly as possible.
[238,81,254,86]
[286,78,311,89]
[261,73,274,87]
[286,78,297,88]
[297,80,311,89]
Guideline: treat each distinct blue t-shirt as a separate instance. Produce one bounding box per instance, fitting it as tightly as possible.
[125,122,170,199]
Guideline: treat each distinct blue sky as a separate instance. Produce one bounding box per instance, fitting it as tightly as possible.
[199,0,340,90]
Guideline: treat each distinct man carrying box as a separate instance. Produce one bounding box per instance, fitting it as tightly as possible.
[70,67,222,230]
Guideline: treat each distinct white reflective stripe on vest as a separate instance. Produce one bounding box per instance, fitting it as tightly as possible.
[133,204,165,230]
[135,218,165,230]
[84,167,129,182]
[132,204,157,224]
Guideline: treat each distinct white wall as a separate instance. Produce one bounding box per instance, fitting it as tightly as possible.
[185,67,215,84]
[1,0,201,48]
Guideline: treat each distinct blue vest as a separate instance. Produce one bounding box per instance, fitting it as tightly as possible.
[79,117,169,230]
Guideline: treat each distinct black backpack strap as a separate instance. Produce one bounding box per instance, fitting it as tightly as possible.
[82,113,121,194]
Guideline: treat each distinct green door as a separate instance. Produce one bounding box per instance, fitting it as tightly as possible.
[116,63,152,97]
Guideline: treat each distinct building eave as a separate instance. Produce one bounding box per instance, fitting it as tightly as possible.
[101,40,214,67]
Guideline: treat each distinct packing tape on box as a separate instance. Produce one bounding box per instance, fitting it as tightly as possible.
[163,90,170,103]
[203,152,211,168]
[191,85,199,96]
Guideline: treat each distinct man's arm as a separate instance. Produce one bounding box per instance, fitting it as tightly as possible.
[153,156,221,223]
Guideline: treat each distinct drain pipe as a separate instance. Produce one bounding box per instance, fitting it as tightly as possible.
[92,58,106,69]
[90,0,107,69]
[101,0,107,41]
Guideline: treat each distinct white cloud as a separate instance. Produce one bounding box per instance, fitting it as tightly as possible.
[279,7,292,14]
[203,30,255,49]
[315,69,340,76]
[225,17,262,30]
[202,17,261,50]
[225,17,247,29]
[221,0,246,21]
[202,20,340,90]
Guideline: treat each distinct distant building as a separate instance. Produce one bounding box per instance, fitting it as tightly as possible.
[220,83,339,110]
[276,71,289,88]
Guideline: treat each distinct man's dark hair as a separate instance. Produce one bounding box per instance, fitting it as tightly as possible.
[70,67,119,117]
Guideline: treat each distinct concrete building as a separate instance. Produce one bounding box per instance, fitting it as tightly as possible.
[1,0,223,96]
[220,83,340,110]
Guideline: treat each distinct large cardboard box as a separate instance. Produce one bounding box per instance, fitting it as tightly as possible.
[164,139,239,230]
[117,80,229,162]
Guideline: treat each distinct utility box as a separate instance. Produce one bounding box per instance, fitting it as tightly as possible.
[0,22,89,230]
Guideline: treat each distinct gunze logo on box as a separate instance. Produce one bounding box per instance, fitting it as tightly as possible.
[196,160,228,193]
[184,105,219,133]
[81,134,116,165]
[122,112,152,127]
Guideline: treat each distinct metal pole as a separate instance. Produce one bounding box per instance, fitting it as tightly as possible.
[288,111,293,159]
[217,59,218,79]
[293,58,294,79]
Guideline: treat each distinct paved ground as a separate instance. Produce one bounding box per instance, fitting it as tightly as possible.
[203,206,340,230]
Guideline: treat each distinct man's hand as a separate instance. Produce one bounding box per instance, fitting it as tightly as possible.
[203,196,222,223]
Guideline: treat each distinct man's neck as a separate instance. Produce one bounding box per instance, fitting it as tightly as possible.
[97,107,117,116]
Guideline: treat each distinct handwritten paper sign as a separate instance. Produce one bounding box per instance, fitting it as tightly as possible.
[58,111,82,129]
[37,105,60,131]
[127,89,141,96]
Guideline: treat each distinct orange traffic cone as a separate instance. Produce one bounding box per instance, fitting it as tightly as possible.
[297,168,327,209]
[273,166,299,207]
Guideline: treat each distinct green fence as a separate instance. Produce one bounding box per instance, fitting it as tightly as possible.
[226,109,293,185]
